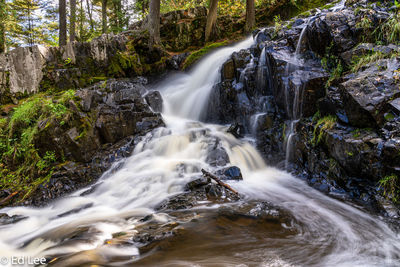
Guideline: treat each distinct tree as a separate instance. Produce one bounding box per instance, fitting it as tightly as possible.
[86,0,94,32]
[147,0,160,48]
[59,0,67,45]
[102,0,107,33]
[244,0,255,33]
[0,0,6,53]
[9,0,41,46]
[205,0,218,42]
[70,0,76,42]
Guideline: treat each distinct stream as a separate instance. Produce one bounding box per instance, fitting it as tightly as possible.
[1,23,400,266]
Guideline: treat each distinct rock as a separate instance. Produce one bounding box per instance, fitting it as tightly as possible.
[339,58,400,128]
[307,9,358,56]
[218,166,243,181]
[227,123,245,138]
[1,45,49,95]
[27,78,164,206]
[222,59,235,80]
[341,43,400,66]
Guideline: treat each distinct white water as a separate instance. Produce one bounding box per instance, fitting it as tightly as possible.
[284,18,310,168]
[0,32,399,266]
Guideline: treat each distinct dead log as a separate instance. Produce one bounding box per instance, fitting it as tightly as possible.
[201,169,238,194]
[0,191,18,206]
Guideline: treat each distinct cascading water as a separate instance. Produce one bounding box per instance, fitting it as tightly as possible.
[0,25,400,266]
[283,19,310,169]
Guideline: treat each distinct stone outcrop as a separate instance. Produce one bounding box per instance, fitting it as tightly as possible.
[205,0,400,212]
[20,78,165,206]
[0,34,128,103]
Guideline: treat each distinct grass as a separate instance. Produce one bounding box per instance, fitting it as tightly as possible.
[182,40,229,70]
[311,115,337,145]
[0,90,76,204]
[379,174,399,203]
[350,50,400,73]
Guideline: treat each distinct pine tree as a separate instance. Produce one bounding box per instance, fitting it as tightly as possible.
[0,0,6,53]
[148,0,160,48]
[59,0,67,46]
[102,0,107,33]
[70,0,76,42]
[9,0,41,46]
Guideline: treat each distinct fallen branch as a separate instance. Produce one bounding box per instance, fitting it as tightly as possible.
[0,191,19,206]
[201,169,238,194]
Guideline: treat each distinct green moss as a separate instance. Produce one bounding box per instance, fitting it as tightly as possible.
[311,115,337,145]
[0,91,76,204]
[379,174,399,203]
[182,40,229,70]
[109,51,143,77]
[351,51,387,73]
[384,112,395,121]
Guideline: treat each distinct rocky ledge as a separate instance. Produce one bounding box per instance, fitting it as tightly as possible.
[0,78,164,206]
[204,0,400,215]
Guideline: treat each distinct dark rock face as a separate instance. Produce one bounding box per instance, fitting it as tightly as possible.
[340,58,400,128]
[203,1,400,213]
[28,78,165,206]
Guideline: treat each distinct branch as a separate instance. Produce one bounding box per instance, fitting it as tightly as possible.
[201,169,238,194]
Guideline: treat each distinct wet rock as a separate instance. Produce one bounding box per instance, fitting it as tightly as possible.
[307,9,358,56]
[339,58,400,128]
[206,143,229,167]
[340,43,400,66]
[27,79,164,206]
[217,166,243,181]
[222,59,235,80]
[227,123,245,138]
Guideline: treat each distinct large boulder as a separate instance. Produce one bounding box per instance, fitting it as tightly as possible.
[35,78,164,164]
[339,58,400,128]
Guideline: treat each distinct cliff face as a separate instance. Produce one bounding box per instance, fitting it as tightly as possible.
[206,0,400,213]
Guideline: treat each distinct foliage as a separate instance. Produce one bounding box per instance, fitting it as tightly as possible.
[379,174,399,203]
[358,12,400,46]
[273,15,282,38]
[0,90,75,202]
[182,40,229,70]
[351,50,399,73]
[321,43,344,87]
[311,115,337,145]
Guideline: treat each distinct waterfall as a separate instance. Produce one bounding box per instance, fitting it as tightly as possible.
[284,20,309,169]
[0,21,399,266]
[161,37,255,121]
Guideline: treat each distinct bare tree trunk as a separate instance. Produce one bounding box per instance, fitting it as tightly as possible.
[244,0,255,33]
[205,0,218,42]
[70,0,76,42]
[0,0,6,53]
[86,0,94,32]
[148,0,160,48]
[59,0,67,46]
[102,0,108,34]
[79,0,83,40]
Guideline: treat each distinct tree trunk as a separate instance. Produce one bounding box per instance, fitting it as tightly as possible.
[102,0,108,34]
[244,0,255,33]
[205,0,218,42]
[59,0,67,46]
[79,0,83,40]
[148,0,160,48]
[0,0,6,53]
[70,0,76,42]
[86,0,94,32]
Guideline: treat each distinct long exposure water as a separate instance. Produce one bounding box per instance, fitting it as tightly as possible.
[0,33,399,267]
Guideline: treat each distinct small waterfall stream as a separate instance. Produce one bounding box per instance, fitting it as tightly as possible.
[283,19,310,169]
[0,6,400,265]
